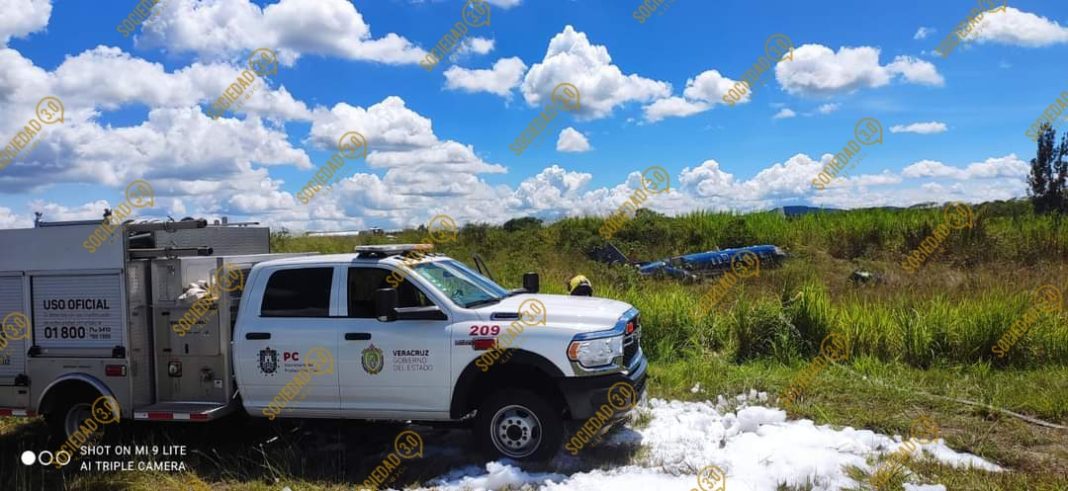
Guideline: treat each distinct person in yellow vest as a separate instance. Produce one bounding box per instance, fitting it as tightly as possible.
[567,275,593,296]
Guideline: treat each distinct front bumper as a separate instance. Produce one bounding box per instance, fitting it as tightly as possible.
[556,350,647,420]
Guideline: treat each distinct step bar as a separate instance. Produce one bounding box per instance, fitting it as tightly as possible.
[0,408,36,417]
[132,401,235,422]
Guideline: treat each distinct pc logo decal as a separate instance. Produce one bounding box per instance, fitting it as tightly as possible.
[258,347,278,375]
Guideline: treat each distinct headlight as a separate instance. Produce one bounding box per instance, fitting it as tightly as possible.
[567,335,623,368]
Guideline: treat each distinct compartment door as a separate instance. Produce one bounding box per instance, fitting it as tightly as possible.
[0,275,28,385]
[31,273,125,356]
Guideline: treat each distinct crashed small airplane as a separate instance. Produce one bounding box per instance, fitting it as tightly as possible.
[593,242,787,281]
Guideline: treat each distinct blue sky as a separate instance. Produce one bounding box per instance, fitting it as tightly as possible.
[0,0,1066,231]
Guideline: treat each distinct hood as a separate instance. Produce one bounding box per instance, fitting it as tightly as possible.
[476,293,633,333]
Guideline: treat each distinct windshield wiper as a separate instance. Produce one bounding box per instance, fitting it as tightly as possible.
[464,297,503,308]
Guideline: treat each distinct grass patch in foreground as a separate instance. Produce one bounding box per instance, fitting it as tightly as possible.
[3,358,1064,490]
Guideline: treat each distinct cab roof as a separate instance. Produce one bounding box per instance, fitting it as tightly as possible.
[258,245,446,267]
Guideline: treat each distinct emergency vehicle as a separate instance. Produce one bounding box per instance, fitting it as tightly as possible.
[0,217,646,460]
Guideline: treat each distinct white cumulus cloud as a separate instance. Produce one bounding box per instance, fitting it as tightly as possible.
[773,108,797,120]
[521,25,671,120]
[485,0,521,8]
[642,97,711,123]
[902,155,1027,179]
[48,46,311,120]
[642,69,747,122]
[682,69,746,104]
[0,0,52,46]
[444,57,527,97]
[890,122,948,134]
[556,127,591,152]
[972,6,1068,47]
[886,55,945,86]
[0,1,1035,233]
[776,44,943,96]
[138,0,425,65]
[456,37,495,56]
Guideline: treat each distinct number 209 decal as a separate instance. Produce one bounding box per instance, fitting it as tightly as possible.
[468,325,500,336]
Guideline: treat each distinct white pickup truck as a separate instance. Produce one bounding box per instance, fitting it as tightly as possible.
[0,218,646,461]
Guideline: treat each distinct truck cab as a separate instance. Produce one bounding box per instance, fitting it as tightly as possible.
[232,244,647,460]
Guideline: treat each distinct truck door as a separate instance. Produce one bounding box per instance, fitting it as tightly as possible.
[337,267,450,418]
[233,266,340,418]
[0,275,28,388]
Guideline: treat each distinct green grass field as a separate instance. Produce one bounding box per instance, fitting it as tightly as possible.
[285,201,1068,369]
[268,200,1068,489]
[3,201,1066,489]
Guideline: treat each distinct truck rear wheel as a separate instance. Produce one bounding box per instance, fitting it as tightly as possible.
[474,389,563,461]
[44,389,117,444]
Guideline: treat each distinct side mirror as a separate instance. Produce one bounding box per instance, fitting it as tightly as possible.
[522,272,539,293]
[375,288,398,322]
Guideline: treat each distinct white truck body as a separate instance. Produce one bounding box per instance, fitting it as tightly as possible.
[233,254,641,421]
[0,218,647,460]
[0,219,306,422]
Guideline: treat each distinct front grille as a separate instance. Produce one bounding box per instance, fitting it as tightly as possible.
[623,338,638,365]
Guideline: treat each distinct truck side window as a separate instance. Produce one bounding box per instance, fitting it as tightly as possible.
[261,267,333,317]
[347,267,433,318]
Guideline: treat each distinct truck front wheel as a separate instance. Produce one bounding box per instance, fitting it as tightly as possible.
[474,389,563,461]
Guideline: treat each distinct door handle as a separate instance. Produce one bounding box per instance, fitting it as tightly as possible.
[245,332,270,340]
[345,332,371,341]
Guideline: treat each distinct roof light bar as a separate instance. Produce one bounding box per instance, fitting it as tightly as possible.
[353,243,434,256]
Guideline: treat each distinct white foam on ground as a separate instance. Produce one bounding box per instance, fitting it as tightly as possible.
[414,393,1003,490]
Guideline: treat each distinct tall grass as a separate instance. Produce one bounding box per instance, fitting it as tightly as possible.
[273,200,1068,368]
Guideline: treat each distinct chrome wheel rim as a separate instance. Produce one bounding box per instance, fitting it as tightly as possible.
[64,402,93,439]
[490,404,542,458]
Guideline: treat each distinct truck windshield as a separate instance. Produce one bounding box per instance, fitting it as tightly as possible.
[410,259,509,308]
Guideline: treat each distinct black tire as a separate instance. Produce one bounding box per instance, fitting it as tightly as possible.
[474,389,563,461]
[44,388,118,446]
